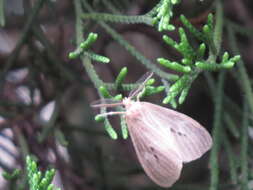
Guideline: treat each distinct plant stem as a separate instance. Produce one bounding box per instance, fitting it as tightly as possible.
[0,0,5,26]
[74,0,104,89]
[228,27,253,116]
[213,1,223,55]
[240,100,249,190]
[209,71,226,190]
[4,0,46,74]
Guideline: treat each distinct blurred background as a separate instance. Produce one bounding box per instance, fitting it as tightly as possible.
[0,0,252,189]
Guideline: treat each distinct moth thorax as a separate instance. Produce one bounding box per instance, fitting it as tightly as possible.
[123,98,142,116]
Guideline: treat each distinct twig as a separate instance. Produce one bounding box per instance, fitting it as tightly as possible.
[3,0,46,74]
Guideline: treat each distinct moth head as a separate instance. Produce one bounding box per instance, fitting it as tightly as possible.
[122,97,132,107]
[123,98,142,116]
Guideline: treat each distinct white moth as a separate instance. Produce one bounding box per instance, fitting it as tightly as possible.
[92,73,212,188]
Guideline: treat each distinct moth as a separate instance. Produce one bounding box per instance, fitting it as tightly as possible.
[92,72,212,187]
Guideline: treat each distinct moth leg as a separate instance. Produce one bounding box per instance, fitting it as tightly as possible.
[97,111,126,117]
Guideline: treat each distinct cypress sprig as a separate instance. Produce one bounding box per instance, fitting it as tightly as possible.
[115,67,128,89]
[180,14,205,41]
[97,86,119,139]
[163,74,192,105]
[120,115,128,139]
[158,58,192,73]
[138,85,165,98]
[180,13,217,54]
[69,32,98,59]
[152,0,180,31]
[178,84,191,105]
[2,169,21,180]
[82,13,153,26]
[158,11,240,105]
[99,86,112,98]
[69,32,110,63]
[96,85,126,140]
[104,118,118,140]
[177,28,196,61]
[195,54,240,71]
[196,43,206,60]
[84,51,110,63]
[26,156,60,190]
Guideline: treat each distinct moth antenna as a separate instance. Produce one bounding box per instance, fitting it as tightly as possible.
[91,102,124,108]
[90,99,123,108]
[129,72,154,99]
[97,111,126,117]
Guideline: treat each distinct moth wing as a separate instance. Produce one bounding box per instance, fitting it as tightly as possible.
[140,102,212,163]
[126,113,183,187]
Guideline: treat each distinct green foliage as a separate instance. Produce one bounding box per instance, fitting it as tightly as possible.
[69,32,110,63]
[82,13,153,26]
[103,118,118,139]
[120,114,128,139]
[2,169,21,180]
[2,156,60,190]
[152,0,178,31]
[2,168,22,190]
[158,14,240,107]
[26,156,60,190]
[157,58,192,73]
[115,67,128,89]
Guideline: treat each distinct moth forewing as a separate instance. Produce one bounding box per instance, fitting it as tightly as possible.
[139,102,213,163]
[125,105,183,187]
